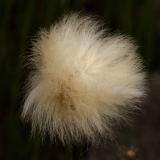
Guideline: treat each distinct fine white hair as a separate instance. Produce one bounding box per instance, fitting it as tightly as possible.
[21,13,146,145]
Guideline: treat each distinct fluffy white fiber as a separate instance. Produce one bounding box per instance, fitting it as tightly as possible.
[22,13,146,145]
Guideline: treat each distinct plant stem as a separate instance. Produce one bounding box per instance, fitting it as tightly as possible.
[66,143,73,160]
[77,145,83,160]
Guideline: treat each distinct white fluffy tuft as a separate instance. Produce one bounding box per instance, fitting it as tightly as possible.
[22,13,146,145]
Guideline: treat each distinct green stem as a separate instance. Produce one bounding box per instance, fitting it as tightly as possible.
[77,145,83,160]
[66,143,73,160]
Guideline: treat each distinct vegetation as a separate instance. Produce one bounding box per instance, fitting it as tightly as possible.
[0,0,158,159]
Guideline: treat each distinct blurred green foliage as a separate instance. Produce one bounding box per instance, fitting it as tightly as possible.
[0,0,158,159]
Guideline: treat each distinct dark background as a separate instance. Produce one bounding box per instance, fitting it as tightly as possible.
[0,0,160,160]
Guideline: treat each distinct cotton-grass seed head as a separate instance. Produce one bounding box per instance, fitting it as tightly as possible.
[21,13,146,145]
